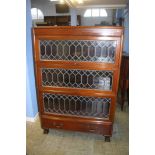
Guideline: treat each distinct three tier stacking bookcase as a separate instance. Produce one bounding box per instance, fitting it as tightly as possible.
[33,26,123,142]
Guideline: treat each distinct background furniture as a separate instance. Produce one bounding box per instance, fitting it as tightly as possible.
[95,21,112,26]
[36,15,81,26]
[119,52,129,110]
[33,26,123,142]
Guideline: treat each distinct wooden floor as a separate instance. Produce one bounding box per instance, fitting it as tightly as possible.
[26,102,129,155]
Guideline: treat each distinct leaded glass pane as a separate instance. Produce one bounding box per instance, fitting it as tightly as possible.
[40,40,116,63]
[43,93,111,119]
[42,68,113,90]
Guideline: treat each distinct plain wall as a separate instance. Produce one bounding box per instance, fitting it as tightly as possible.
[123,7,129,53]
[115,7,129,53]
[26,0,38,118]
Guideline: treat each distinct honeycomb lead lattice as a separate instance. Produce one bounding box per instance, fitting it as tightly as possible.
[42,68,113,90]
[40,40,116,63]
[43,93,111,119]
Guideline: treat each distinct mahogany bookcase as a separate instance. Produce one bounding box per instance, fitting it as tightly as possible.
[32,26,123,142]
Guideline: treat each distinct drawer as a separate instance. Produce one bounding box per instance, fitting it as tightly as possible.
[41,117,112,135]
[77,123,103,134]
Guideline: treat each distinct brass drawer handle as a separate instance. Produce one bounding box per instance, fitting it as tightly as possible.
[89,129,95,132]
[55,124,63,128]
[52,122,63,128]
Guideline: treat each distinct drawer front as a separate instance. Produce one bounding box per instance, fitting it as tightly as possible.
[41,117,112,135]
[39,40,117,64]
[41,68,113,91]
[43,93,111,119]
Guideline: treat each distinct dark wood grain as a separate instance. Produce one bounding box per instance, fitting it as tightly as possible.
[119,54,129,110]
